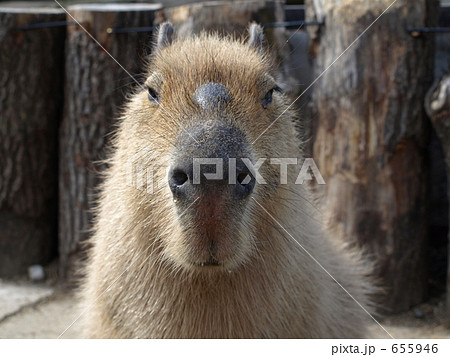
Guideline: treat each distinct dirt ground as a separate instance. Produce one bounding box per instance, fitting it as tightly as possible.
[368,296,450,339]
[0,285,448,339]
[0,288,81,339]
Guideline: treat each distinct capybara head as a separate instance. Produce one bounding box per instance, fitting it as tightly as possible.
[122,23,297,272]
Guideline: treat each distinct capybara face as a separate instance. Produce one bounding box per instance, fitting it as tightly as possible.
[125,25,291,272]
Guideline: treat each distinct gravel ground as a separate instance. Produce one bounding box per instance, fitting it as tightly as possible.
[0,288,448,339]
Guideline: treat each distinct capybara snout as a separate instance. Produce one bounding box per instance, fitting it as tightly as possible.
[168,119,256,268]
[169,119,255,202]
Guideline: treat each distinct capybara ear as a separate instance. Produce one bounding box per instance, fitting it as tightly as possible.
[157,22,174,50]
[247,23,264,50]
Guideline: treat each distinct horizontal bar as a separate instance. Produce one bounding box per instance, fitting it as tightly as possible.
[263,20,324,29]
[407,27,450,36]
[16,4,450,33]
[106,20,325,34]
[107,26,156,34]
[18,21,76,31]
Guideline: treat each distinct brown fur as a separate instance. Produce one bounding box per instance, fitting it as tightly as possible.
[82,25,374,338]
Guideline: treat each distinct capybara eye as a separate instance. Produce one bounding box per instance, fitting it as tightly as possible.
[262,86,282,109]
[262,89,273,109]
[147,87,159,103]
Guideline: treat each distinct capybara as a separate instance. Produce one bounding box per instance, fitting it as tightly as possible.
[82,22,374,338]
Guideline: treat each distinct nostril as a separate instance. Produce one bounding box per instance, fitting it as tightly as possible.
[172,170,188,186]
[237,172,250,185]
[235,170,255,199]
[235,170,254,199]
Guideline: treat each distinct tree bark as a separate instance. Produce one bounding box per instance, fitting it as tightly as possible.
[306,0,437,313]
[59,3,162,279]
[0,3,65,277]
[425,73,450,317]
[162,0,283,37]
[162,1,295,94]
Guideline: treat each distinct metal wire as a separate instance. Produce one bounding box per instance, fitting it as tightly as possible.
[18,21,76,31]
[17,19,449,37]
[407,27,450,37]
[106,26,156,34]
[263,20,324,29]
[18,20,324,33]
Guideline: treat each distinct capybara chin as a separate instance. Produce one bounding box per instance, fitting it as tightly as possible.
[82,22,374,338]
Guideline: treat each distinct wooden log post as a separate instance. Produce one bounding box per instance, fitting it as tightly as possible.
[162,0,283,37]
[0,2,65,277]
[305,0,437,312]
[59,3,162,279]
[425,73,450,316]
[162,0,294,93]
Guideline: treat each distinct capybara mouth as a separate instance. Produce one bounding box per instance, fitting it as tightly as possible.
[185,237,233,268]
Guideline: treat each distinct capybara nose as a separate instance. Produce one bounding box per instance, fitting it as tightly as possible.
[168,162,254,200]
[168,120,255,201]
